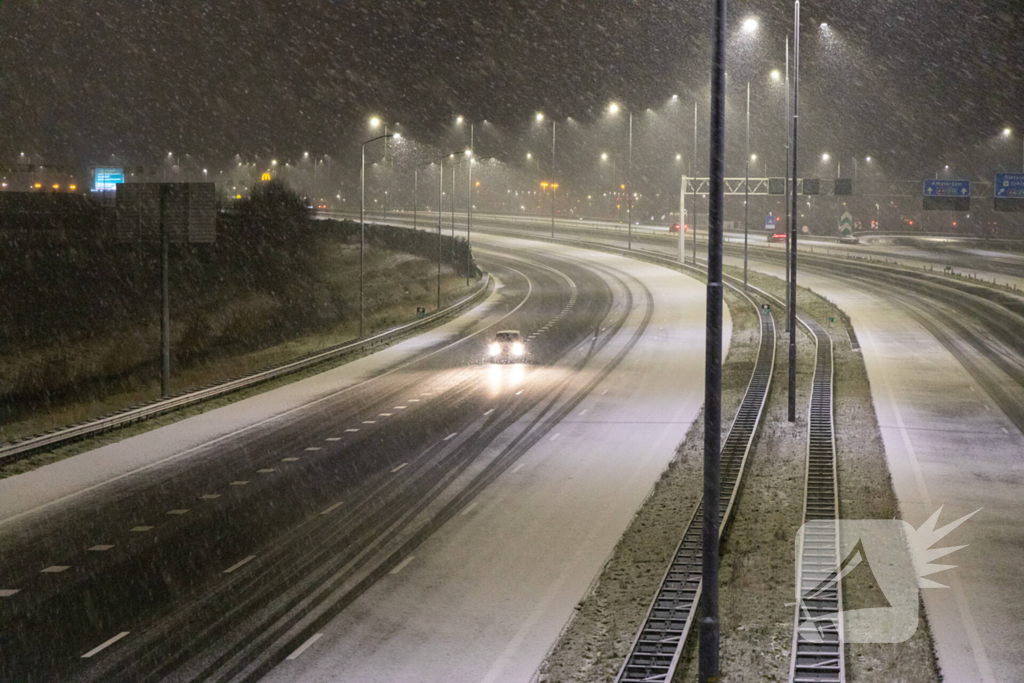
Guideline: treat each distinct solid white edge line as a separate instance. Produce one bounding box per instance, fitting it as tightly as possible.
[286,633,324,660]
[389,555,415,575]
[223,555,256,574]
[81,631,130,658]
[320,502,343,515]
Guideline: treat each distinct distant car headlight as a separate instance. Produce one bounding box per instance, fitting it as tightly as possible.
[489,342,501,356]
[512,342,525,356]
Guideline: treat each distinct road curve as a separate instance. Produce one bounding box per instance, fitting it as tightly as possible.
[0,233,721,683]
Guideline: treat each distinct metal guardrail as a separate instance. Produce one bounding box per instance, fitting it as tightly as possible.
[0,273,491,464]
[788,313,845,683]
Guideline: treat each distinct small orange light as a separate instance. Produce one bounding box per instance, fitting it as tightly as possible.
[475,181,480,187]
[69,184,76,190]
[52,184,60,189]
[620,184,625,190]
[34,183,42,189]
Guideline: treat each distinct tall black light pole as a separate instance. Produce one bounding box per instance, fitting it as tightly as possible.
[693,102,699,265]
[437,159,443,309]
[788,1,800,423]
[744,80,750,290]
[413,167,418,230]
[785,35,792,332]
[700,0,727,680]
[361,131,396,338]
[551,120,557,238]
[628,110,633,249]
[467,153,473,286]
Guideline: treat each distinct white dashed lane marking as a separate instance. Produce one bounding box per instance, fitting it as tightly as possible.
[89,545,114,552]
[257,469,276,474]
[601,389,609,395]
[511,463,525,474]
[391,463,408,473]
[549,433,560,441]
[390,555,415,575]
[483,409,494,416]
[81,631,129,658]
[305,447,321,452]
[201,494,221,500]
[130,526,154,532]
[166,509,188,515]
[320,502,344,515]
[41,566,70,573]
[379,413,393,417]
[223,555,256,574]
[394,406,407,410]
[1002,427,1009,435]
[286,633,324,661]
[460,502,478,516]
[325,437,341,442]
[363,420,377,425]
[0,589,20,597]
[579,408,589,416]
[282,457,300,462]
[345,428,360,433]
[408,399,420,402]
[230,481,249,486]
[443,433,457,441]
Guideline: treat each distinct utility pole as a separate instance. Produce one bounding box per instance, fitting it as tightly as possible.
[467,154,473,286]
[414,168,418,230]
[789,1,801,423]
[700,0,727,680]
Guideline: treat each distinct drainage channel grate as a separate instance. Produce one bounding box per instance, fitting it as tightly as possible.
[616,284,776,683]
[788,314,845,683]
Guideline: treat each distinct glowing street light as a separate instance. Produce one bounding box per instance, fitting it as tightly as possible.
[770,69,781,81]
[535,112,544,122]
[742,17,759,33]
[369,117,381,128]
[607,101,633,248]
[822,153,830,161]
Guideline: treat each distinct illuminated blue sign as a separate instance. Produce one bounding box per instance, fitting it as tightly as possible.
[94,167,125,192]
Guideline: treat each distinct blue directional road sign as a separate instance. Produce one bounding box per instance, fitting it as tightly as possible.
[765,214,776,230]
[923,179,970,197]
[994,173,1024,199]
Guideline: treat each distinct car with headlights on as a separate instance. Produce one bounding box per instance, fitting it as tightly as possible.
[488,330,525,361]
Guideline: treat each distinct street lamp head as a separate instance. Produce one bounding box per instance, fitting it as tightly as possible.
[303,151,309,157]
[1002,127,1012,137]
[601,152,608,161]
[535,112,544,122]
[770,69,781,81]
[742,17,758,33]
[866,156,872,162]
[750,154,757,161]
[676,153,683,161]
[271,159,278,165]
[820,22,829,29]
[456,115,464,124]
[608,102,620,115]
[822,153,830,161]
[464,149,472,156]
[392,132,401,140]
[369,116,381,128]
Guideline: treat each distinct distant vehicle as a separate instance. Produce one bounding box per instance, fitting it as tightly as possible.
[488,330,525,361]
[669,223,681,233]
[839,235,860,244]
[768,232,787,243]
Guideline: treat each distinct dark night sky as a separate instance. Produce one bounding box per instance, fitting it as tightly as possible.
[2,0,1022,179]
